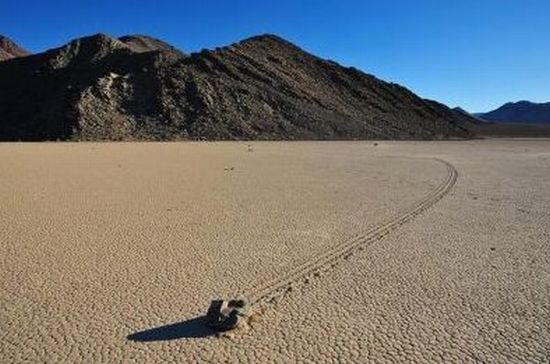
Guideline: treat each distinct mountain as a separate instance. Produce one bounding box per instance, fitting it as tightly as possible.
[0,33,475,141]
[0,35,30,61]
[454,107,475,118]
[478,101,550,124]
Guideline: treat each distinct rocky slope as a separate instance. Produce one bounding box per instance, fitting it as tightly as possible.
[0,33,475,141]
[478,101,550,124]
[0,35,30,61]
[119,35,187,57]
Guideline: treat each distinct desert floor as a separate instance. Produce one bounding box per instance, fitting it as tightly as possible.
[1,140,549,363]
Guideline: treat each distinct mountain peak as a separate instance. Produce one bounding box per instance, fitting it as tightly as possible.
[44,33,130,68]
[479,100,550,124]
[0,35,30,61]
[241,33,287,43]
[238,33,299,49]
[503,100,533,107]
[72,33,126,49]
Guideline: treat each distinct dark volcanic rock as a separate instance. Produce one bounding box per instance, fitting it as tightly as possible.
[478,101,550,124]
[0,33,475,141]
[0,35,30,61]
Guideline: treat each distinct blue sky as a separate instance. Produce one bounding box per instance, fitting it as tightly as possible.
[2,0,549,112]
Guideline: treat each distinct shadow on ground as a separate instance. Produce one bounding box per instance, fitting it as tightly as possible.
[127,315,217,342]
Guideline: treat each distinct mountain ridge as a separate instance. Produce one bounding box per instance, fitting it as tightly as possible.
[0,32,476,141]
[478,101,550,124]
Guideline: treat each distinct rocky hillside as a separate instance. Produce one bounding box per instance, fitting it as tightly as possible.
[478,101,550,124]
[119,35,187,57]
[0,33,475,141]
[0,36,30,61]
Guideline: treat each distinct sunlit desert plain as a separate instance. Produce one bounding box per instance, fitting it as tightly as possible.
[1,140,549,362]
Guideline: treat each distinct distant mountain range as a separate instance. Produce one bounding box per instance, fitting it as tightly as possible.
[0,33,476,141]
[476,101,550,124]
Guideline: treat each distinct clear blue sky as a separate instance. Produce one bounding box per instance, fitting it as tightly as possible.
[2,0,549,112]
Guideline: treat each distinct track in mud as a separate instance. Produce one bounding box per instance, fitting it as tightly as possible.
[246,158,458,307]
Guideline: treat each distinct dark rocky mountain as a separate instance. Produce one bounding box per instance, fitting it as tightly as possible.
[0,33,475,141]
[0,35,30,61]
[478,101,550,124]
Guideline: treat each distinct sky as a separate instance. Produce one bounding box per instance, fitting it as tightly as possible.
[2,0,549,112]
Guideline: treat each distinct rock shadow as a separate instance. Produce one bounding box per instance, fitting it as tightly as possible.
[127,315,217,342]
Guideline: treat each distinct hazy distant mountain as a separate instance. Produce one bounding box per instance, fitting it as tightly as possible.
[478,101,550,124]
[0,32,475,141]
[0,35,30,61]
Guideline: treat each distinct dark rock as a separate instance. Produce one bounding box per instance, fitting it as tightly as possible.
[205,299,250,331]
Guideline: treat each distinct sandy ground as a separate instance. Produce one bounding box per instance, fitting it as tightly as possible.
[1,140,548,363]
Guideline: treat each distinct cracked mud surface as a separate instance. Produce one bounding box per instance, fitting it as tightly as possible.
[1,140,549,362]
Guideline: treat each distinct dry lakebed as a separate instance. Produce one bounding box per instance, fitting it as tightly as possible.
[1,140,549,362]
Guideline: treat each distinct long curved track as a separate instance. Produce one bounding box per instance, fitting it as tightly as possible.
[247,157,458,307]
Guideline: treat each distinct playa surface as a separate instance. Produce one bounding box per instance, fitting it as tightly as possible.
[1,140,549,362]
